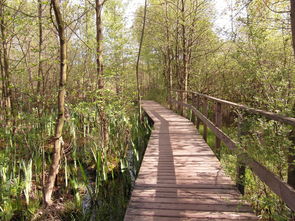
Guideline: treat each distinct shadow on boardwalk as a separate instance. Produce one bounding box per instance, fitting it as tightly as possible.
[124,101,258,221]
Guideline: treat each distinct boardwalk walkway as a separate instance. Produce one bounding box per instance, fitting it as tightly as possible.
[124,101,257,220]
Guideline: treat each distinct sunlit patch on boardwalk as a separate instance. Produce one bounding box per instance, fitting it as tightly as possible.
[124,101,258,220]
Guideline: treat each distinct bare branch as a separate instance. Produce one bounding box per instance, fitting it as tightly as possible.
[262,0,290,13]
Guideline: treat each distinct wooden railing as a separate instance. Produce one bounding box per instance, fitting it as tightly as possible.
[170,89,295,212]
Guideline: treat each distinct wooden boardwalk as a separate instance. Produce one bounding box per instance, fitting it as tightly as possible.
[124,101,257,220]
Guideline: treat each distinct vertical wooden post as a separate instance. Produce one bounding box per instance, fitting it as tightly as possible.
[215,102,222,159]
[191,93,196,124]
[168,89,172,109]
[175,91,178,112]
[203,97,208,142]
[236,113,247,194]
[236,157,246,194]
[196,95,201,129]
[171,91,176,110]
[174,91,177,111]
[185,91,188,117]
[179,90,184,116]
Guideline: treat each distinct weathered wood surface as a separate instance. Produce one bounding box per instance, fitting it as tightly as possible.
[124,101,257,220]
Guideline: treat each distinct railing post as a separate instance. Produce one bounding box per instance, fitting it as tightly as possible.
[196,95,201,129]
[191,93,196,124]
[176,90,179,113]
[185,91,188,117]
[179,90,184,116]
[215,102,222,159]
[236,113,248,194]
[236,157,246,195]
[168,90,172,109]
[203,97,208,142]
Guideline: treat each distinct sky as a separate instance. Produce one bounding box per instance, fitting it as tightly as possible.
[124,0,232,35]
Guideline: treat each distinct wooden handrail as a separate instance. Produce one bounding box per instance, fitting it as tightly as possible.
[171,89,295,126]
[170,97,295,212]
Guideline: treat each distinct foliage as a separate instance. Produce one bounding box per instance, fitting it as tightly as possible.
[0,0,294,220]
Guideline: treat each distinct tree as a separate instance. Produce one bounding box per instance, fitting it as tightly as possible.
[288,0,295,190]
[95,0,109,147]
[0,0,12,126]
[43,0,67,206]
[136,0,148,117]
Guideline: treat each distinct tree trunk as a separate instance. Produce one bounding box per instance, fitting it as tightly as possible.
[136,0,148,119]
[95,0,109,147]
[290,0,295,57]
[43,0,67,206]
[164,0,173,107]
[37,0,44,95]
[175,0,182,113]
[96,0,104,90]
[0,47,4,111]
[0,0,11,126]
[181,0,188,97]
[288,0,295,190]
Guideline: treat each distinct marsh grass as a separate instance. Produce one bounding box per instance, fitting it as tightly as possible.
[0,96,151,221]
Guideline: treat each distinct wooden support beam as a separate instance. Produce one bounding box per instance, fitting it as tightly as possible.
[236,159,246,195]
[180,90,184,116]
[191,94,196,124]
[196,95,201,130]
[236,114,248,194]
[203,97,208,142]
[215,102,222,159]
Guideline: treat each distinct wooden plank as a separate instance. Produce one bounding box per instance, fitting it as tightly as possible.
[125,215,256,221]
[135,179,234,185]
[130,196,245,204]
[134,183,237,189]
[128,202,253,212]
[131,189,240,198]
[132,187,243,194]
[126,209,258,220]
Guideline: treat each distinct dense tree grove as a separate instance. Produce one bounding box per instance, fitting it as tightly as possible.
[0,0,294,220]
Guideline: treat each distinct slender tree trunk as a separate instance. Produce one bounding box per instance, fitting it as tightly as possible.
[38,0,46,190]
[0,48,4,111]
[43,0,67,206]
[181,0,188,103]
[164,0,173,107]
[290,0,295,57]
[174,0,182,113]
[83,0,89,98]
[175,0,180,91]
[96,0,104,90]
[0,0,11,126]
[95,0,109,147]
[136,0,148,118]
[288,0,295,189]
[37,0,44,95]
